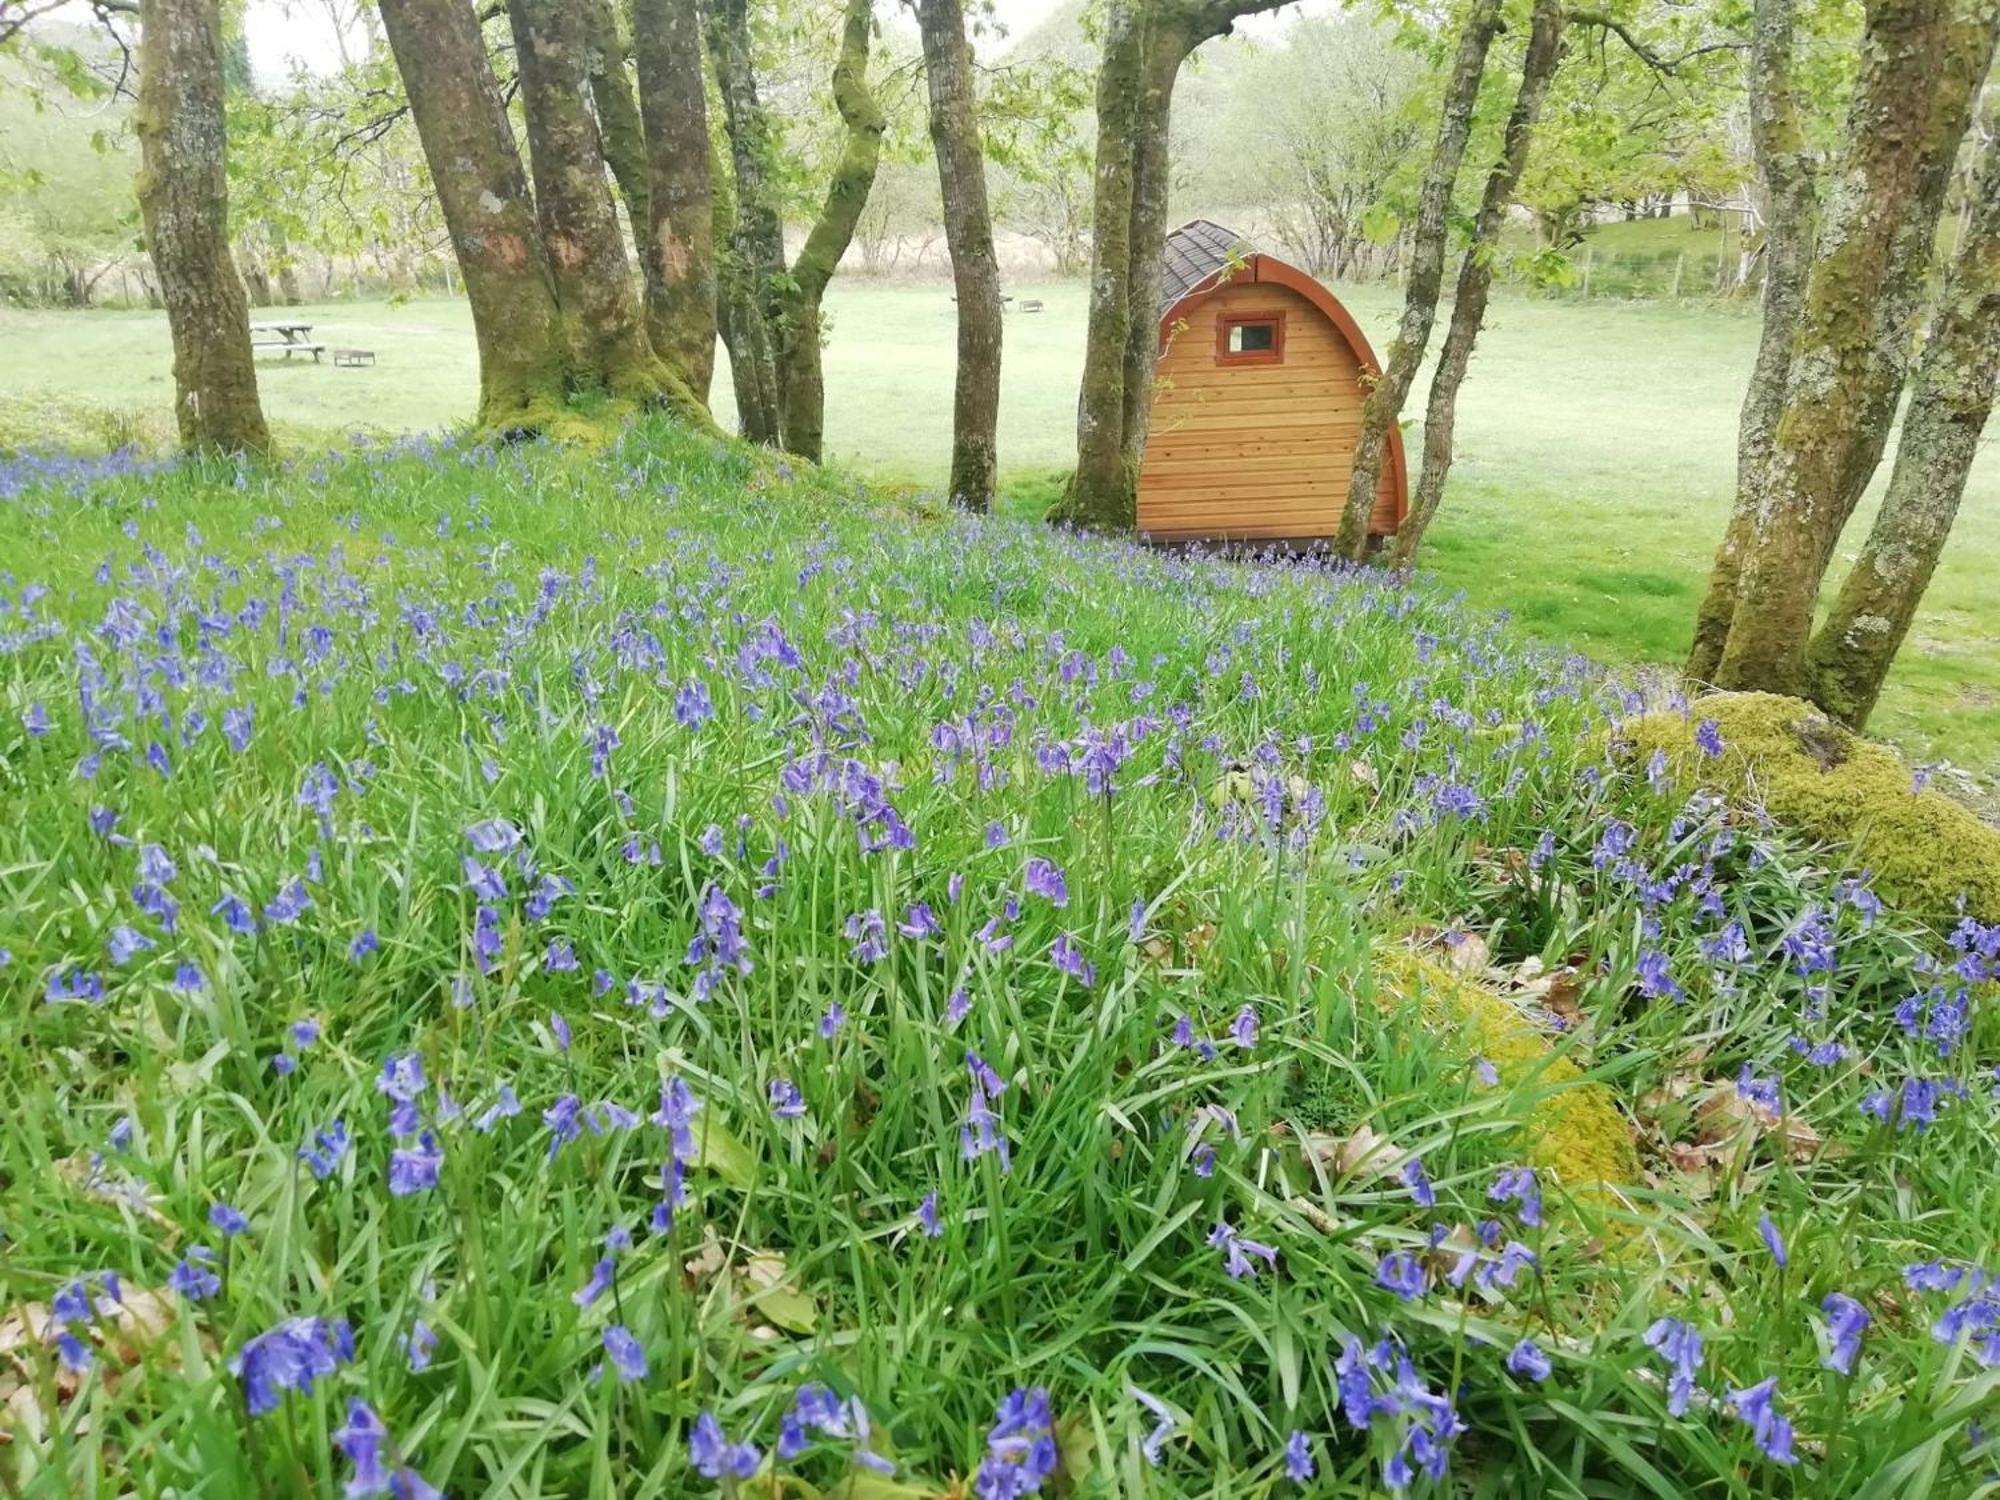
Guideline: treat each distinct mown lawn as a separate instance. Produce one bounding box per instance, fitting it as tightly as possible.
[0,423,1995,1497]
[1,283,1995,770]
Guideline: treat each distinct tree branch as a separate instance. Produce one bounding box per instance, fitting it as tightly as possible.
[1564,8,1743,72]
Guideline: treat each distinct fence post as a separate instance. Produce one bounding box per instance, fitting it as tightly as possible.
[1580,243,1594,298]
[1670,252,1684,299]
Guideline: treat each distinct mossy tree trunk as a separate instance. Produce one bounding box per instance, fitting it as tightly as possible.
[582,0,660,318]
[773,0,884,463]
[1804,139,2000,729]
[1389,0,1565,569]
[377,0,571,433]
[135,0,270,455]
[1059,0,1289,532]
[508,0,707,422]
[1706,0,1998,695]
[632,0,718,401]
[917,0,1002,512]
[1687,0,1816,680]
[708,0,785,445]
[1332,0,1502,562]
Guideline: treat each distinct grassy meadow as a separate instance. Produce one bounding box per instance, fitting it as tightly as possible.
[2,422,1997,1497]
[1,281,1996,770]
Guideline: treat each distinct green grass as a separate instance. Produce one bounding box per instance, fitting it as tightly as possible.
[2,283,1996,770]
[0,423,1996,1497]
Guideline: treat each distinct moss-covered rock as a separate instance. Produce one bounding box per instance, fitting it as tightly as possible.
[1618,692,2000,924]
[1375,948,1640,1205]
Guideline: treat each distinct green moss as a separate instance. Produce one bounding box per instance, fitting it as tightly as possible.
[1619,692,2000,922]
[1375,949,1640,1206]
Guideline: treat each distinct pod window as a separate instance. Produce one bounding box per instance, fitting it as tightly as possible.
[1217,312,1284,365]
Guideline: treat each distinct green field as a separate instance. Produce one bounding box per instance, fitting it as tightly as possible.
[2,282,1994,768]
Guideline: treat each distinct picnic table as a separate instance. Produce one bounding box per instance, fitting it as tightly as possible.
[251,320,326,361]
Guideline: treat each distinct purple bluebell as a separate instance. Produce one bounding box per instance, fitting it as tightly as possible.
[299,1119,351,1180]
[404,1319,438,1373]
[688,1410,759,1478]
[573,1256,616,1308]
[230,1316,355,1415]
[769,1077,805,1119]
[1488,1166,1542,1227]
[1208,1219,1278,1280]
[1821,1292,1869,1374]
[1401,1156,1435,1208]
[1642,1317,1703,1417]
[1727,1378,1797,1465]
[1757,1212,1787,1268]
[1283,1429,1314,1482]
[388,1132,444,1196]
[1507,1339,1552,1381]
[1376,1250,1427,1301]
[1132,1386,1176,1466]
[169,1247,221,1301]
[1023,856,1068,907]
[208,1202,249,1237]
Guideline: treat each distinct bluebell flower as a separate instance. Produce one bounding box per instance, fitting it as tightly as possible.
[1049,932,1095,986]
[917,1190,942,1238]
[1727,1377,1798,1465]
[290,1018,321,1051]
[1642,1317,1703,1417]
[653,1077,703,1160]
[1401,1156,1435,1208]
[1024,856,1068,907]
[108,1115,133,1152]
[1283,1429,1314,1482]
[230,1316,355,1415]
[169,1247,220,1301]
[573,1256,616,1308]
[465,818,521,853]
[388,1132,444,1196]
[1131,1386,1176,1465]
[689,1409,759,1478]
[1376,1250,1427,1301]
[1231,1004,1259,1048]
[975,1387,1058,1497]
[1821,1292,1869,1374]
[299,1119,351,1180]
[332,1398,390,1495]
[1506,1338,1552,1381]
[550,1011,572,1051]
[349,928,380,962]
[208,1202,249,1237]
[106,924,154,965]
[1694,718,1725,758]
[819,1002,846,1039]
[475,1084,521,1133]
[601,1325,647,1383]
[769,1077,805,1119]
[1208,1219,1278,1279]
[1488,1166,1541,1227]
[263,878,311,925]
[1757,1212,1787,1268]
[404,1319,438,1373]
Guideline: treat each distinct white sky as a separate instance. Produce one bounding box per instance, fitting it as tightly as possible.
[47,0,1322,87]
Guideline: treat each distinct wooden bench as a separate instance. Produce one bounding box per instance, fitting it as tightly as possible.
[332,348,376,368]
[1018,299,1045,314]
[253,341,326,361]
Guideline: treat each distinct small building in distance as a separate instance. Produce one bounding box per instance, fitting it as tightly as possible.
[1138,219,1408,547]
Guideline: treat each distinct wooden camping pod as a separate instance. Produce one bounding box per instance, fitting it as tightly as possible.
[1138,220,1408,545]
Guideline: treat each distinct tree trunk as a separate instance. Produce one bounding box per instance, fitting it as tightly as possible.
[1804,138,2000,728]
[508,0,705,421]
[1389,0,1566,569]
[377,0,570,432]
[708,0,785,444]
[1059,0,1147,529]
[632,0,717,400]
[1059,0,1302,531]
[1686,0,1815,681]
[583,0,658,305]
[1710,0,1996,694]
[917,0,1002,511]
[135,0,269,455]
[1332,0,1502,561]
[773,0,884,462]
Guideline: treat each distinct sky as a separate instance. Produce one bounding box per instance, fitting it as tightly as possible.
[44,0,1320,87]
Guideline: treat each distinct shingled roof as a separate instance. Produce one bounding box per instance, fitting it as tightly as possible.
[1158,219,1255,309]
